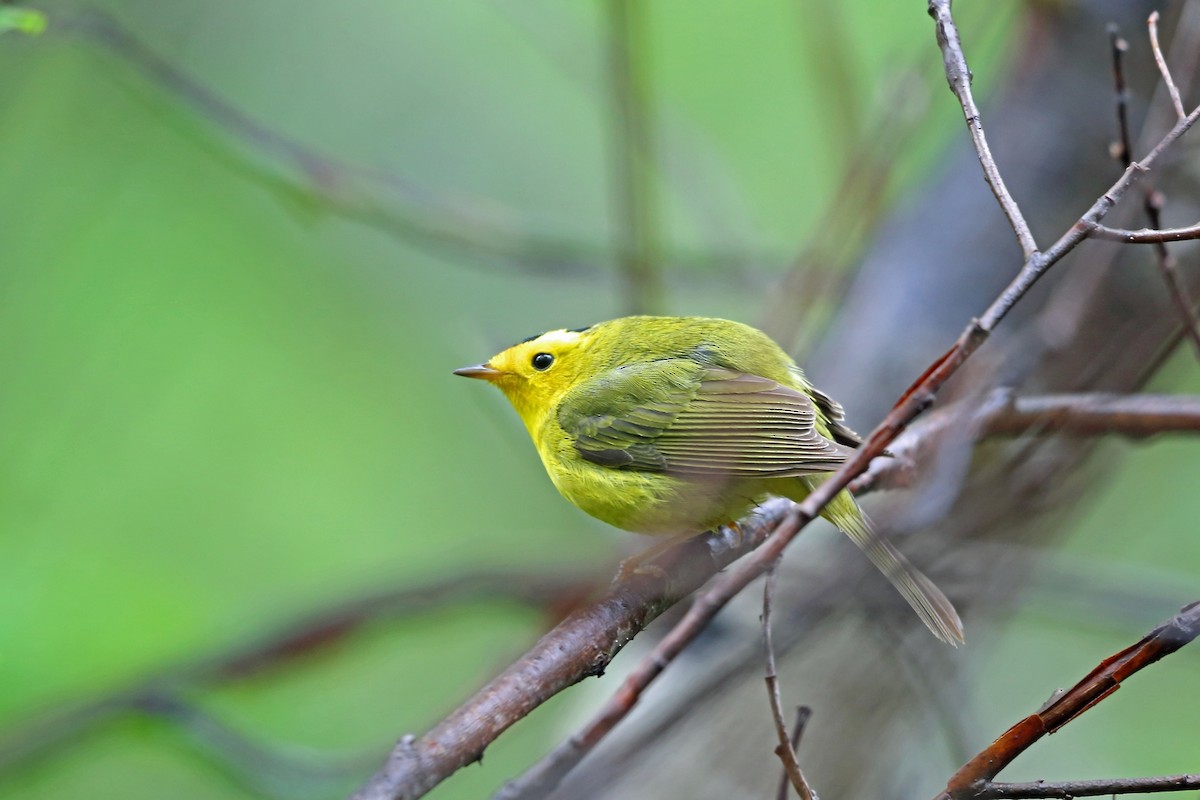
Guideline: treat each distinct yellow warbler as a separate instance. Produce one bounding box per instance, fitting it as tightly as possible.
[455,315,962,644]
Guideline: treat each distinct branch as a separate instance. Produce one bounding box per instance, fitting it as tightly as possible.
[490,39,1200,800]
[933,601,1200,800]
[776,707,814,800]
[1149,11,1187,121]
[977,774,1200,799]
[1089,221,1200,243]
[852,392,1200,493]
[352,513,789,800]
[763,567,818,800]
[1106,21,1200,359]
[352,12,1200,800]
[927,0,1038,258]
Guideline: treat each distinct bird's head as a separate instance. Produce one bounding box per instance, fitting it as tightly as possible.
[454,325,598,434]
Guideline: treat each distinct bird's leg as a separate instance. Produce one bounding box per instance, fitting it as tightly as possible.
[614,533,693,583]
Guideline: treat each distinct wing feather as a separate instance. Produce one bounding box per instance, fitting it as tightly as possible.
[558,361,853,477]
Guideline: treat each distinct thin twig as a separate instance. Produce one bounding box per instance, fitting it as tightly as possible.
[776,707,814,800]
[933,601,1200,800]
[763,566,817,800]
[1090,221,1200,242]
[1149,11,1187,120]
[1108,21,1200,359]
[606,0,663,314]
[927,0,1038,258]
[976,774,1200,799]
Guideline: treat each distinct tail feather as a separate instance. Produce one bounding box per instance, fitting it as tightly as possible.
[807,483,964,645]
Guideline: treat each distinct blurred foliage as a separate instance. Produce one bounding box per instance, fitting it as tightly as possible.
[0,2,1196,799]
[0,8,46,36]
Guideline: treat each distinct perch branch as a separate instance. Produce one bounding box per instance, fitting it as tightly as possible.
[932,601,1200,800]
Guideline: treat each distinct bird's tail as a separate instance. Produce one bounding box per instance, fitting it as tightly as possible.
[788,478,964,645]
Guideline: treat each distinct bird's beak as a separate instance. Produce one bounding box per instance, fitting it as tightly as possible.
[453,363,503,381]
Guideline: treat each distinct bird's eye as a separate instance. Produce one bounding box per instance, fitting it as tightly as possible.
[531,352,555,371]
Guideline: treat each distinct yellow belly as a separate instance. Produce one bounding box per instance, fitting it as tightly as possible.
[540,445,766,535]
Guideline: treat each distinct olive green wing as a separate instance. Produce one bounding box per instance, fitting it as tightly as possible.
[557,360,853,477]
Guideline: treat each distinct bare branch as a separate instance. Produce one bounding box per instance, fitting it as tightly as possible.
[927,0,1038,258]
[355,513,788,800]
[1089,221,1200,243]
[1149,11,1187,120]
[1107,22,1200,359]
[763,567,818,800]
[932,601,1200,800]
[852,392,1200,493]
[977,774,1200,799]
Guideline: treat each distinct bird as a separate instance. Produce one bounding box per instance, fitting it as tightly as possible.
[454,315,963,644]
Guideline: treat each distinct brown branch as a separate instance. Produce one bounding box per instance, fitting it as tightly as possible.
[932,601,1200,800]
[927,0,1038,258]
[763,566,817,800]
[977,774,1200,799]
[1089,221,1200,243]
[1107,21,1200,359]
[354,513,788,800]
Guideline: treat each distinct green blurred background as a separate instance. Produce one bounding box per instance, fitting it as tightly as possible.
[1,2,1197,799]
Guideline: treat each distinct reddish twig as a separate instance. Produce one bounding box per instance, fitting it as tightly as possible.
[977,773,1200,799]
[932,601,1200,800]
[927,0,1038,258]
[763,566,817,800]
